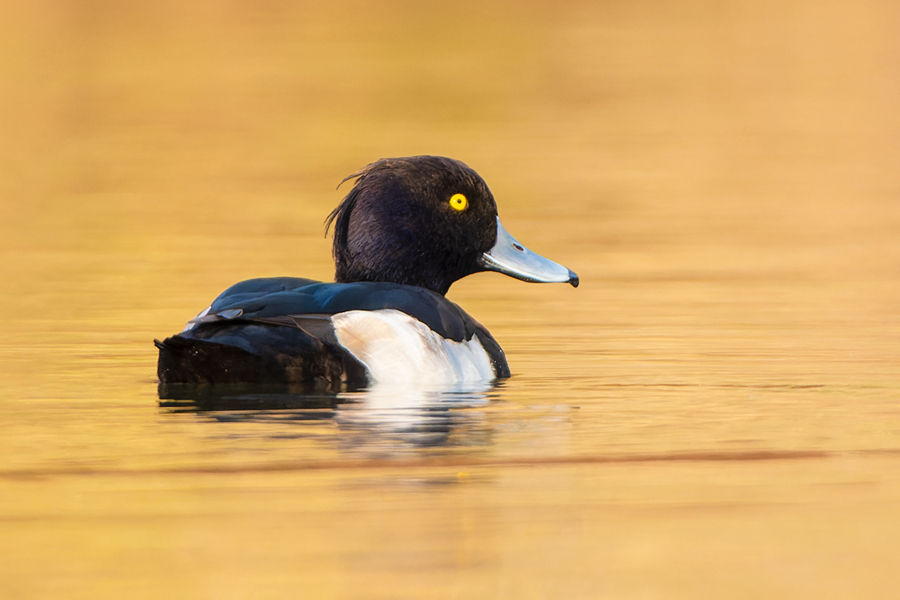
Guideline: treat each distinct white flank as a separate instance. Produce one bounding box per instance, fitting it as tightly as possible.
[331,309,496,386]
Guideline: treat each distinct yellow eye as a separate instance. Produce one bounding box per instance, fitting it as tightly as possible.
[449,193,468,211]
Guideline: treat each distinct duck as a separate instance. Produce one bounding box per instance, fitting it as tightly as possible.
[155,156,578,392]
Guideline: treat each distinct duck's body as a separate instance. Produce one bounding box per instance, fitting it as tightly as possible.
[156,156,577,391]
[156,277,507,391]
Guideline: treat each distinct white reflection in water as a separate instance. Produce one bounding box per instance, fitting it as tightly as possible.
[159,380,498,457]
[333,382,494,453]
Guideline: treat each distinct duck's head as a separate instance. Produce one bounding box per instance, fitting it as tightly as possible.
[326,156,579,295]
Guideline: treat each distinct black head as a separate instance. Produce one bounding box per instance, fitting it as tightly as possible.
[325,156,499,295]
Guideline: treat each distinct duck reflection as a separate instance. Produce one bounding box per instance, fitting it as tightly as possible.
[335,383,493,451]
[158,381,496,453]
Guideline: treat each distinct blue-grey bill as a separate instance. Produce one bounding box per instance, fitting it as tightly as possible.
[479,218,579,287]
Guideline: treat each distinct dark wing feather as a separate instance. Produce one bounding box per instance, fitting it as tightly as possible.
[210,281,471,342]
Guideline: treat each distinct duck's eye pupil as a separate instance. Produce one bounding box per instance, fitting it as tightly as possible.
[449,193,468,212]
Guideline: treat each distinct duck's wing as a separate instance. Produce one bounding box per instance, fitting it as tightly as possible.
[202,281,467,340]
[207,276,322,310]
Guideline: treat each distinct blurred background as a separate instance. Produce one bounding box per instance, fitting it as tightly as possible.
[2,1,900,598]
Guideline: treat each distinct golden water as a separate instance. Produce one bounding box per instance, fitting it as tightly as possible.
[2,1,900,598]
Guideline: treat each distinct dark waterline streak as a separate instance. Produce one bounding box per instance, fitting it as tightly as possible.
[0,449,837,480]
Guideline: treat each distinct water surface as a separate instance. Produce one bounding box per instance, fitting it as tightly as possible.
[2,1,900,598]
